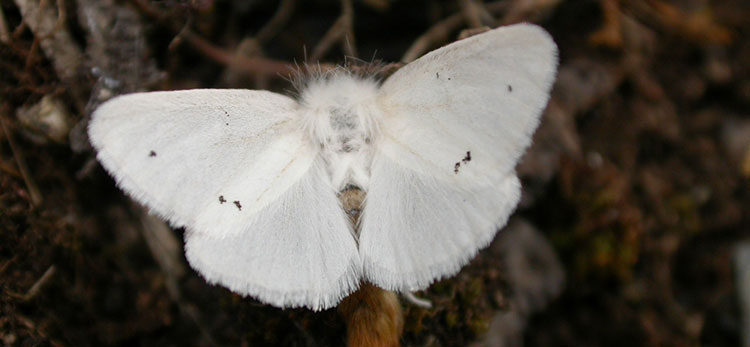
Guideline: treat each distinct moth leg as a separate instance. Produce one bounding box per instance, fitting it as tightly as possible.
[402,291,432,309]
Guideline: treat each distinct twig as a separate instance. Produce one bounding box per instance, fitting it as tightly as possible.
[219,0,297,87]
[501,0,564,25]
[361,0,389,11]
[179,303,218,347]
[132,203,216,346]
[54,0,65,31]
[167,17,192,51]
[340,0,358,58]
[401,1,498,62]
[0,5,10,43]
[0,255,19,275]
[402,0,561,62]
[23,0,47,73]
[474,1,499,25]
[135,204,186,296]
[256,0,296,44]
[14,0,86,110]
[401,11,464,63]
[12,17,27,39]
[132,0,295,78]
[626,0,732,45]
[459,0,483,28]
[310,0,357,61]
[0,115,43,206]
[402,2,511,62]
[184,31,295,76]
[589,0,623,48]
[0,160,22,177]
[22,265,56,301]
[13,0,83,84]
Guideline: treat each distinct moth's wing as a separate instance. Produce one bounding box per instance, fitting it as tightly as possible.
[185,158,361,310]
[377,23,558,182]
[360,158,522,291]
[89,89,305,237]
[360,24,558,291]
[89,90,360,309]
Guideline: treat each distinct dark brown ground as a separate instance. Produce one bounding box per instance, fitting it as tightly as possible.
[0,0,748,346]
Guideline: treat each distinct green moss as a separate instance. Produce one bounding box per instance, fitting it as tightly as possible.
[462,279,484,305]
[667,193,702,234]
[467,314,490,336]
[445,311,459,328]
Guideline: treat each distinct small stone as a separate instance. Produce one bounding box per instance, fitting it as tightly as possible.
[16,95,73,144]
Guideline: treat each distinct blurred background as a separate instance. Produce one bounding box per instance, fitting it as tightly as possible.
[0,0,747,346]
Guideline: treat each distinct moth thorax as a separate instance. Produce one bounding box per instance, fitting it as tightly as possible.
[299,74,381,191]
[315,104,375,192]
[326,106,371,152]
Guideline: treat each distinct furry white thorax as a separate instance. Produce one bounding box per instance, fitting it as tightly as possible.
[298,73,382,192]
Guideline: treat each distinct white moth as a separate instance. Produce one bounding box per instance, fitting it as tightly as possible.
[89,23,558,311]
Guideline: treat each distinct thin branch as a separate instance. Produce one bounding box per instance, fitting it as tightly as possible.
[402,1,535,62]
[626,0,732,45]
[132,0,296,78]
[589,0,623,48]
[475,1,499,25]
[0,5,10,43]
[14,0,83,83]
[501,0,564,24]
[54,0,65,31]
[0,115,43,207]
[256,0,296,44]
[221,0,298,87]
[401,12,463,63]
[22,265,56,301]
[133,203,217,347]
[340,0,357,58]
[0,255,19,275]
[167,17,192,51]
[183,31,295,76]
[0,160,22,178]
[459,0,483,28]
[310,0,357,61]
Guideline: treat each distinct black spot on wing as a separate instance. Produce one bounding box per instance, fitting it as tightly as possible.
[508,85,513,92]
[455,151,472,174]
[436,72,439,79]
[149,150,157,157]
[233,200,242,211]
[219,195,226,204]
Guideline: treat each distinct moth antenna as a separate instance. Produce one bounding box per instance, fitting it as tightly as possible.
[281,59,305,100]
[343,35,357,59]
